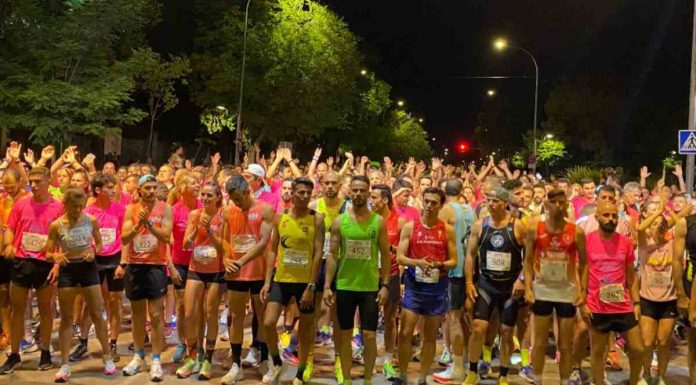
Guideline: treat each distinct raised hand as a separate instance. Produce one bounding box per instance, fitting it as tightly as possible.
[7,141,21,162]
[24,148,35,166]
[673,164,684,178]
[326,156,334,168]
[211,152,221,166]
[640,166,651,179]
[41,145,55,161]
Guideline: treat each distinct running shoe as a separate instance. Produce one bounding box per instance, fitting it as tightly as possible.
[38,349,52,371]
[280,331,292,349]
[315,331,332,346]
[439,347,453,366]
[221,362,243,384]
[19,337,37,354]
[103,357,116,375]
[383,359,398,381]
[242,347,260,367]
[499,375,510,385]
[433,364,465,384]
[478,360,493,379]
[606,350,622,370]
[176,358,197,378]
[110,342,120,362]
[0,353,21,374]
[464,372,480,385]
[122,354,144,376]
[519,365,535,383]
[569,368,583,385]
[303,355,314,382]
[220,328,230,342]
[163,323,174,340]
[172,343,186,363]
[352,345,365,365]
[282,349,299,366]
[150,357,164,382]
[335,357,344,384]
[54,364,70,383]
[263,361,288,384]
[199,359,213,380]
[69,340,88,362]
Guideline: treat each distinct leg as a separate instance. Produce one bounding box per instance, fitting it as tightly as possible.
[175,288,186,345]
[35,285,55,351]
[640,316,657,379]
[57,288,79,365]
[383,300,398,359]
[147,296,166,355]
[420,315,443,382]
[8,283,28,354]
[655,317,676,379]
[227,290,249,366]
[183,280,205,358]
[297,311,315,368]
[468,319,489,371]
[558,315,576,381]
[108,291,122,342]
[689,327,696,385]
[589,326,610,385]
[624,325,645,385]
[263,302,283,359]
[130,299,147,353]
[82,285,110,356]
[532,314,552,378]
[499,325,514,375]
[573,315,589,369]
[397,309,420,382]
[0,284,10,345]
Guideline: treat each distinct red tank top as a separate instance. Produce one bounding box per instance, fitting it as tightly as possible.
[127,201,168,265]
[385,209,401,276]
[226,200,267,281]
[533,221,577,278]
[189,209,225,274]
[408,219,448,265]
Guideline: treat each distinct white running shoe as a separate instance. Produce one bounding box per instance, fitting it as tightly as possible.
[149,358,164,382]
[122,355,144,376]
[242,347,260,367]
[221,363,244,385]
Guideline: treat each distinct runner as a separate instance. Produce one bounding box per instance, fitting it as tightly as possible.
[523,188,587,385]
[393,187,457,385]
[0,166,62,374]
[72,173,126,363]
[175,182,226,380]
[571,178,595,219]
[120,174,175,382]
[434,179,476,384]
[45,187,116,382]
[220,175,274,384]
[370,183,406,381]
[260,176,325,385]
[323,175,391,385]
[580,202,646,385]
[464,186,525,385]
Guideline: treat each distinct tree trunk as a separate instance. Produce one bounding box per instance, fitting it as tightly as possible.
[147,114,155,163]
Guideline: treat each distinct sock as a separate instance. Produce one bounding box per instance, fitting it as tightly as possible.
[520,348,530,366]
[482,345,492,363]
[500,366,509,377]
[320,325,330,334]
[152,353,161,362]
[296,365,305,380]
[109,339,116,346]
[197,346,205,361]
[259,342,269,362]
[384,352,393,362]
[272,354,282,367]
[284,324,293,333]
[231,343,242,366]
[453,354,464,374]
[79,338,87,346]
[469,361,478,373]
[136,349,145,359]
[352,327,360,337]
[186,342,197,358]
[205,339,215,361]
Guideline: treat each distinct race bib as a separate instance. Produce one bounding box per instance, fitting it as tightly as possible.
[646,270,671,288]
[193,245,217,264]
[345,239,371,260]
[133,234,157,253]
[486,251,511,272]
[540,260,567,283]
[599,283,625,303]
[283,249,309,267]
[100,228,116,246]
[415,266,440,283]
[323,232,331,255]
[232,234,256,254]
[21,232,47,253]
[63,227,92,249]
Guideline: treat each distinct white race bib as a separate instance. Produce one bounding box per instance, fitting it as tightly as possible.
[193,245,217,264]
[21,232,47,253]
[646,270,671,288]
[415,266,440,283]
[486,251,511,272]
[283,249,309,267]
[599,283,625,303]
[345,239,371,260]
[232,235,256,254]
[63,227,92,250]
[133,234,157,253]
[540,260,567,283]
[100,228,116,246]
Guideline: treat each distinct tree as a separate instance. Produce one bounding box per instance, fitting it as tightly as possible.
[0,1,157,146]
[131,48,191,161]
[537,138,566,166]
[191,0,362,148]
[382,110,432,161]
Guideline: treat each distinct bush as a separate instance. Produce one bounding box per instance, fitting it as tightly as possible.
[564,166,602,184]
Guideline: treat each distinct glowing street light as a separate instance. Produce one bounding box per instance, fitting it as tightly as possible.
[545,133,554,139]
[397,100,405,107]
[486,89,496,97]
[493,38,508,51]
[418,118,424,123]
[360,69,368,76]
[216,105,227,111]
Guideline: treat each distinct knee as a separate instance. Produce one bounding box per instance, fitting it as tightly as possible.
[471,321,487,335]
[656,335,670,348]
[500,326,513,340]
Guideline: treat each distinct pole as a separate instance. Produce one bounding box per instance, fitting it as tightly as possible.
[234,0,252,166]
[686,0,696,196]
[510,45,539,173]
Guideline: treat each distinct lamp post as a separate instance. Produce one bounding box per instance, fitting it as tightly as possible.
[234,0,253,166]
[494,38,539,171]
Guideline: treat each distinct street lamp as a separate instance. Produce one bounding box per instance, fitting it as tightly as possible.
[397,100,405,107]
[545,133,553,139]
[493,37,540,171]
[486,89,496,97]
[216,105,227,111]
[360,69,368,76]
[418,118,424,123]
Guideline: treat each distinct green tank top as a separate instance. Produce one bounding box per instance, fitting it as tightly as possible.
[337,211,380,292]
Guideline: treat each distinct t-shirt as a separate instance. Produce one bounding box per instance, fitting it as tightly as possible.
[448,202,476,278]
[585,231,635,314]
[337,212,380,292]
[571,196,593,219]
[255,186,281,213]
[85,201,125,257]
[171,200,201,266]
[396,204,420,223]
[7,196,63,261]
[385,209,401,277]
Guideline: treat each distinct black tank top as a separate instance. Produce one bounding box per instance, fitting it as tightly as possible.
[683,215,696,283]
[477,216,523,286]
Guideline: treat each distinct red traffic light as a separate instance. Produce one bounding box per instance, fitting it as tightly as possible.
[457,141,469,153]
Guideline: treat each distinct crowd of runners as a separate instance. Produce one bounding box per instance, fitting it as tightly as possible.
[0,141,693,385]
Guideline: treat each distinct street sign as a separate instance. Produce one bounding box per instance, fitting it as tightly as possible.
[679,130,696,154]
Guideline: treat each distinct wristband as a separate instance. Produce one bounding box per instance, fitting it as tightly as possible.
[119,263,127,269]
[379,282,389,289]
[307,283,316,291]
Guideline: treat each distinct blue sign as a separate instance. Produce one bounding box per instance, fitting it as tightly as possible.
[679,130,696,154]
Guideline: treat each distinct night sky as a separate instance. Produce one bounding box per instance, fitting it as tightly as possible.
[324,0,693,155]
[151,0,694,163]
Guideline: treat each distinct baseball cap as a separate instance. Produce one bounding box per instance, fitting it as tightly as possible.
[245,164,265,178]
[487,186,510,202]
[138,174,157,186]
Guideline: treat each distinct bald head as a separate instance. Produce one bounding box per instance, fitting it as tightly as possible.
[595,201,618,234]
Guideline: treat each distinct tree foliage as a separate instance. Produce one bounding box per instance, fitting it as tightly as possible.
[0,1,157,145]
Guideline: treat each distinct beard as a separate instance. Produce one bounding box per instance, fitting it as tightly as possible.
[599,221,617,233]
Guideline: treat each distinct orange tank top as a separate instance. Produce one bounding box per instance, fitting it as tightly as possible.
[127,201,167,265]
[226,200,267,281]
[189,209,224,274]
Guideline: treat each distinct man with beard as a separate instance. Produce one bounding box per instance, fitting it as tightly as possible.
[323,175,390,385]
[529,183,546,216]
[279,178,294,211]
[580,202,646,385]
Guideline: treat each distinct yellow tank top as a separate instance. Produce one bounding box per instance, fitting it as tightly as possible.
[275,209,316,283]
[316,198,345,254]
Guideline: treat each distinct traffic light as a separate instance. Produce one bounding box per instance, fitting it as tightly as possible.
[457,141,469,153]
